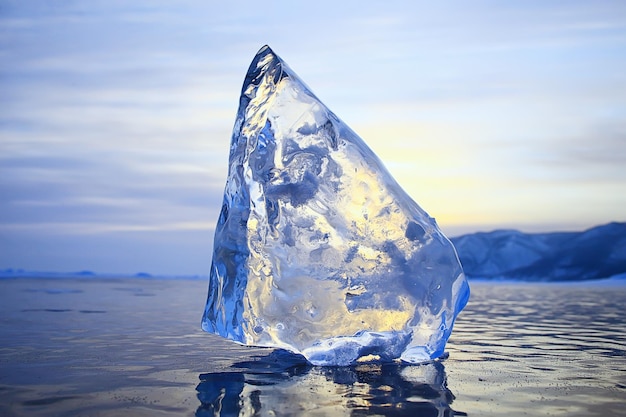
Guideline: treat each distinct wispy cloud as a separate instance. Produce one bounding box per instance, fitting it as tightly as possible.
[1,0,625,273]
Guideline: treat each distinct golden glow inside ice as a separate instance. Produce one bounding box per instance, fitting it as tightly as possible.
[202,46,469,365]
[238,73,439,351]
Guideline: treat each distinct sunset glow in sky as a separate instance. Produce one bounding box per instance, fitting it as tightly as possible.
[1,1,625,274]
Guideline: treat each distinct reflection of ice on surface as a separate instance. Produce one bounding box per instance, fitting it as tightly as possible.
[195,350,462,417]
[202,45,470,366]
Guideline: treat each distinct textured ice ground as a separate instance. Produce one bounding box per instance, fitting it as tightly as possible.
[202,45,469,366]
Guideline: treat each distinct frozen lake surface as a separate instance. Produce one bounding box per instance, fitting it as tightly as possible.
[0,277,624,416]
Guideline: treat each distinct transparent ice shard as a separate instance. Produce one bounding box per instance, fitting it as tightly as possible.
[202,45,469,366]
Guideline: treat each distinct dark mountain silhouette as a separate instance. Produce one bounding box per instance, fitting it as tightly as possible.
[451,222,626,281]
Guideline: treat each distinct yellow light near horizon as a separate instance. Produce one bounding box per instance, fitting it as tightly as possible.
[347,121,531,230]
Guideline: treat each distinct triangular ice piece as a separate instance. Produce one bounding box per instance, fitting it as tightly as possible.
[202,45,469,366]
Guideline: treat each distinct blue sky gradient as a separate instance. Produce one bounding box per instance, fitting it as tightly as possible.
[1,1,625,274]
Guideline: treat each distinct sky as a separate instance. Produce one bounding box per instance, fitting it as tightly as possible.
[1,1,625,275]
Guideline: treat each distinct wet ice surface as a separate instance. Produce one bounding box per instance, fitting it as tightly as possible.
[1,277,625,416]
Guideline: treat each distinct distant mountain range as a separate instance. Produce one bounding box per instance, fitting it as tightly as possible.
[0,269,205,280]
[451,222,626,282]
[2,222,625,282]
